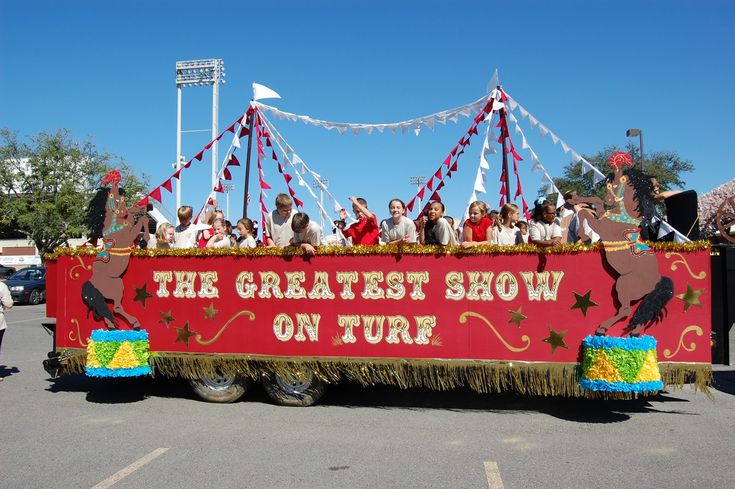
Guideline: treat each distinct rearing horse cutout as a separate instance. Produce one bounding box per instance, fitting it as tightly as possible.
[571,152,673,336]
[82,170,149,330]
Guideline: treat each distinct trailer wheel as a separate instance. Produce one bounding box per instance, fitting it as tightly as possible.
[189,374,252,403]
[262,367,327,407]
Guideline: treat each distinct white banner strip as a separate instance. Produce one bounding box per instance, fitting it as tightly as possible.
[254,93,491,136]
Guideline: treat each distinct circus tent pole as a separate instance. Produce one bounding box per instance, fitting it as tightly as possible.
[242,104,255,219]
[498,88,511,204]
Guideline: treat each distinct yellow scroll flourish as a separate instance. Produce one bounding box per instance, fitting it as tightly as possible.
[665,252,706,280]
[193,310,255,346]
[459,311,531,353]
[663,325,703,359]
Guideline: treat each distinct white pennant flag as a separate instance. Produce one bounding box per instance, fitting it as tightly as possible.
[556,192,565,208]
[459,108,471,117]
[424,117,435,130]
[507,97,518,111]
[365,126,374,134]
[539,125,549,137]
[480,152,491,170]
[541,172,553,184]
[519,106,529,119]
[336,125,348,135]
[508,113,518,123]
[550,133,560,145]
[389,125,399,134]
[233,136,241,149]
[448,113,459,123]
[492,100,505,112]
[528,115,538,127]
[376,125,385,133]
[522,136,530,149]
[531,161,543,172]
[436,113,447,125]
[571,150,581,162]
[253,83,282,101]
[351,126,361,136]
[560,141,571,153]
[474,168,486,193]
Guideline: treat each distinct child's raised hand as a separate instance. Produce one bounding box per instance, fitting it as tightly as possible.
[339,208,348,220]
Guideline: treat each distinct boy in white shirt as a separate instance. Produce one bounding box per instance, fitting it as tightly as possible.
[290,212,323,256]
[265,194,296,247]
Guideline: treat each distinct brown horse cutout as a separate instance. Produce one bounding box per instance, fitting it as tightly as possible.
[82,170,149,330]
[570,152,673,336]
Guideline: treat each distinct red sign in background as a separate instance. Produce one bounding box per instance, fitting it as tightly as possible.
[47,248,711,365]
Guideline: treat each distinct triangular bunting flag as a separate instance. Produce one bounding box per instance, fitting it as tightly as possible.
[149,187,162,203]
[223,168,232,181]
[162,179,173,193]
[228,154,240,166]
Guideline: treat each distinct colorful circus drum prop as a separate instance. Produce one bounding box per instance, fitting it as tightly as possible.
[85,329,152,378]
[579,335,663,394]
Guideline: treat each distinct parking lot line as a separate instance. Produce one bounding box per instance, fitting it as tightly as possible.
[91,447,169,489]
[484,461,505,489]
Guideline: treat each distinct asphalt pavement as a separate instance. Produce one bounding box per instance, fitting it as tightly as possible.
[1,304,734,489]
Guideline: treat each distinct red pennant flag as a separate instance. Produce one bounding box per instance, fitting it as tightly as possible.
[483,100,493,113]
[457,148,464,156]
[272,150,278,160]
[435,181,445,191]
[434,169,442,179]
[469,124,478,136]
[137,196,149,206]
[261,202,268,213]
[427,177,434,191]
[162,179,173,193]
[207,197,215,205]
[204,142,213,150]
[226,123,236,133]
[214,181,224,193]
[259,178,272,190]
[288,187,296,198]
[266,138,272,147]
[458,136,466,146]
[194,151,204,161]
[449,161,458,172]
[450,145,459,156]
[173,169,182,179]
[429,191,441,202]
[500,183,506,195]
[228,154,240,166]
[499,196,505,207]
[240,126,249,138]
[474,113,484,123]
[284,173,293,183]
[223,168,232,181]
[277,163,284,173]
[149,187,162,202]
[183,160,192,169]
[515,181,523,198]
[511,148,523,161]
[417,187,426,200]
[496,120,503,128]
[406,197,416,212]
[294,197,304,208]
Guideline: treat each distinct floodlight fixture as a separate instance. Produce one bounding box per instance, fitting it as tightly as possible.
[176,59,225,87]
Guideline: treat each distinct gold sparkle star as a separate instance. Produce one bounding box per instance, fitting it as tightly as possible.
[133,283,153,307]
[676,284,703,311]
[508,307,528,328]
[203,302,219,320]
[571,290,598,317]
[542,327,568,354]
[174,321,196,346]
[159,309,174,326]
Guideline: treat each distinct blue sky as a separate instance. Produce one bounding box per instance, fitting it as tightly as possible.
[2,0,733,226]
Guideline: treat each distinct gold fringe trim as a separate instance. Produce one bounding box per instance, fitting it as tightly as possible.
[54,349,714,399]
[44,240,710,261]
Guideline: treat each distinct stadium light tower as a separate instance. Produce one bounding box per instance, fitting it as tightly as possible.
[409,176,427,191]
[175,59,226,210]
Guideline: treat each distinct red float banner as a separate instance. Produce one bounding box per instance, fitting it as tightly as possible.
[47,247,711,366]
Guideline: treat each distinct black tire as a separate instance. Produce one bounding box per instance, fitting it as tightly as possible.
[29,289,42,305]
[262,366,328,407]
[189,375,252,403]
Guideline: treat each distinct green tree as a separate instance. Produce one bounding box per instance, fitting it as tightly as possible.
[549,142,695,199]
[0,128,149,257]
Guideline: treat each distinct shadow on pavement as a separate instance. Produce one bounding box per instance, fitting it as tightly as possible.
[0,365,20,379]
[713,370,735,395]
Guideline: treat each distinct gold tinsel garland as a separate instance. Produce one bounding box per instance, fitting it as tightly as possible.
[56,348,712,398]
[44,240,710,261]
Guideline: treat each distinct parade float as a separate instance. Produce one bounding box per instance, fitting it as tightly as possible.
[42,84,713,405]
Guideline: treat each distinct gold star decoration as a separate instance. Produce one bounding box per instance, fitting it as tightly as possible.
[508,307,528,328]
[174,321,196,346]
[542,327,568,354]
[203,302,219,320]
[159,309,174,326]
[676,284,703,311]
[571,290,598,317]
[133,283,153,307]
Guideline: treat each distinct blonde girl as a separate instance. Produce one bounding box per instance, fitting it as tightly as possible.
[491,203,523,246]
[461,200,493,248]
[153,223,175,249]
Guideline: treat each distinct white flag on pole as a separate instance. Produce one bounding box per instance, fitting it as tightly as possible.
[252,83,282,101]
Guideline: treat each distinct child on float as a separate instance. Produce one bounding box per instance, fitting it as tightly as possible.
[172,205,198,248]
[529,201,562,248]
[236,218,257,248]
[196,210,216,248]
[205,218,231,248]
[461,200,493,248]
[380,198,417,244]
[290,212,323,256]
[516,221,530,243]
[489,209,500,224]
[491,203,523,246]
[418,201,458,245]
[265,193,296,247]
[152,223,175,249]
[337,196,379,245]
